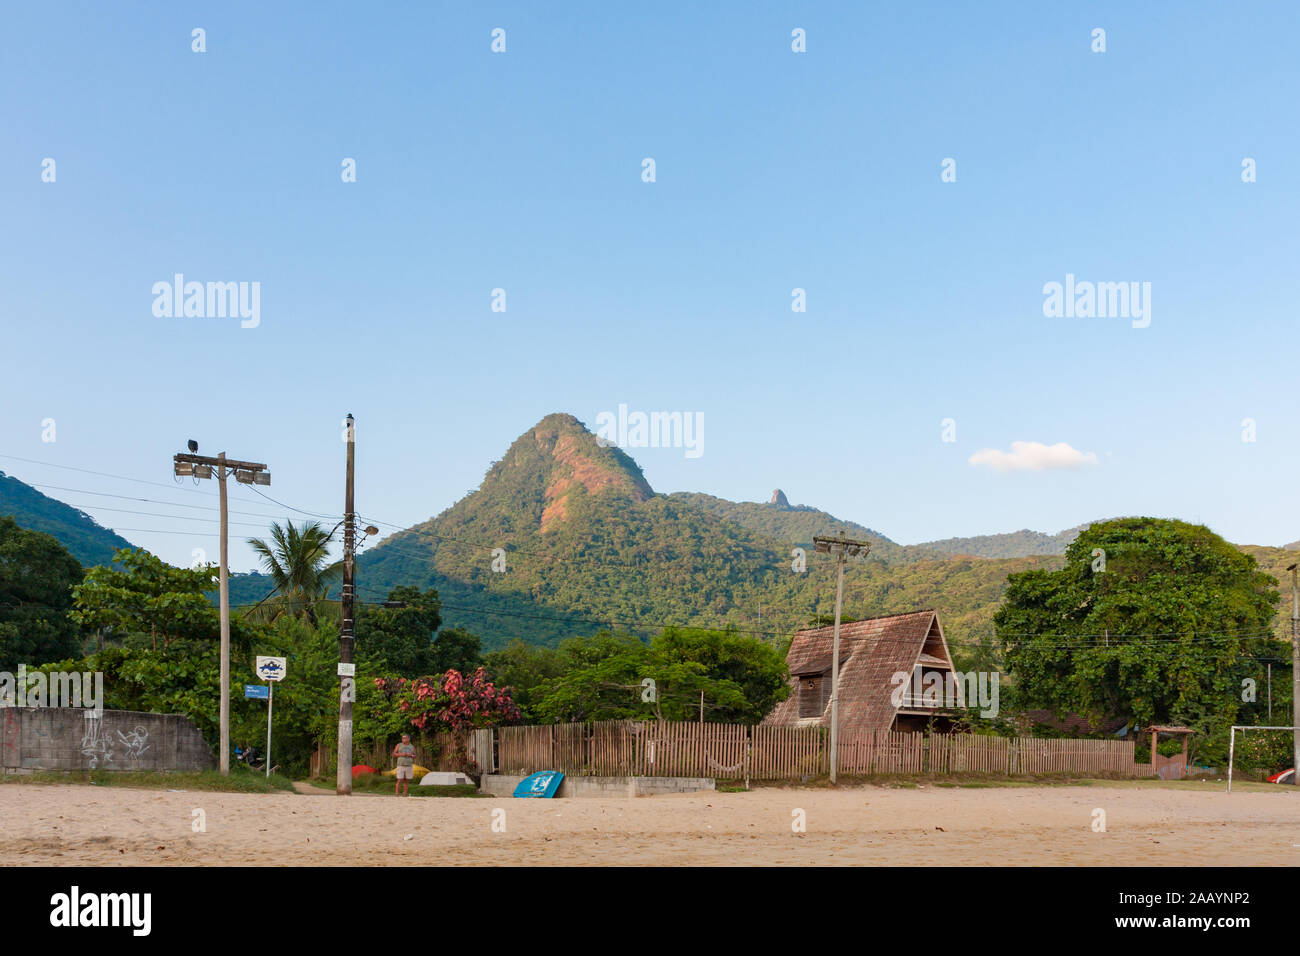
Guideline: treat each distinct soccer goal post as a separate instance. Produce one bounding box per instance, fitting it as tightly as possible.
[1227,725,1296,793]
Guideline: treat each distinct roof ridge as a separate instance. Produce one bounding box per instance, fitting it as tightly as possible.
[794,608,935,635]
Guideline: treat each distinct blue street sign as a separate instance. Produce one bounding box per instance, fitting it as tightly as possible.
[244,684,269,700]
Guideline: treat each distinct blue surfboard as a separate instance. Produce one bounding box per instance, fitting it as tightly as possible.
[513,770,564,798]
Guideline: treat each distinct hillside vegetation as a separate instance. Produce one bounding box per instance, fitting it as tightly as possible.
[0,471,132,566]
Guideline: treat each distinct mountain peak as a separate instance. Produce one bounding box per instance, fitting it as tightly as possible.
[499,414,653,531]
[769,488,790,507]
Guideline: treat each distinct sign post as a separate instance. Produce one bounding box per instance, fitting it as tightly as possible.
[266,681,273,779]
[255,656,287,779]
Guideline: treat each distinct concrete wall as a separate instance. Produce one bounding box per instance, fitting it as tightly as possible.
[480,774,715,798]
[1,708,215,772]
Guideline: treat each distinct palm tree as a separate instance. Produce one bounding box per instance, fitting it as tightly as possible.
[246,520,340,625]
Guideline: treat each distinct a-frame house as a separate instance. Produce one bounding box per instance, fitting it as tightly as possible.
[764,609,963,734]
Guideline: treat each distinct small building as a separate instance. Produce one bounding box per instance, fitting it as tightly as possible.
[764,609,962,735]
[1145,725,1195,780]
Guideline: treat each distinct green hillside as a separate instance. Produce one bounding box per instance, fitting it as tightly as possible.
[0,471,134,567]
[916,525,1089,558]
[1238,545,1300,644]
[665,491,938,563]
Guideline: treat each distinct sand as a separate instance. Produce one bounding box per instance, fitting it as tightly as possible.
[1,780,1297,866]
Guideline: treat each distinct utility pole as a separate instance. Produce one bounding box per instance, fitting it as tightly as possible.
[174,447,270,776]
[812,531,872,785]
[1289,563,1298,786]
[337,415,357,795]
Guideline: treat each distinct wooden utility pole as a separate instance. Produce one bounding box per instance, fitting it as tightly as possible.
[337,414,357,795]
[812,531,872,785]
[218,453,229,774]
[1290,564,1298,786]
[173,449,270,777]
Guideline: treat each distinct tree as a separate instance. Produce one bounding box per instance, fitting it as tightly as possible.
[522,628,791,724]
[71,547,246,652]
[369,667,521,734]
[482,639,571,721]
[995,518,1280,754]
[652,627,790,722]
[429,625,482,674]
[246,521,338,625]
[355,586,443,677]
[0,516,83,670]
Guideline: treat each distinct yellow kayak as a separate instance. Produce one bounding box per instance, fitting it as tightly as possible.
[382,764,430,777]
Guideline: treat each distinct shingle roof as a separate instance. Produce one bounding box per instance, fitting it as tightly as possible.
[765,609,953,735]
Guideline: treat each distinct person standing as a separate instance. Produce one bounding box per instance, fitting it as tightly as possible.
[392,734,416,796]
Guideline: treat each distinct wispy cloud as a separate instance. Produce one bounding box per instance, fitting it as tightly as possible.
[968,441,1099,473]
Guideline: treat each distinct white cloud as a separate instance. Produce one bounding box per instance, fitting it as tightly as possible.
[968,440,1099,473]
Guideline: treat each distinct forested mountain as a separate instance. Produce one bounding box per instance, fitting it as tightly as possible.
[665,491,940,563]
[0,471,133,566]
[916,525,1090,558]
[352,414,1051,658]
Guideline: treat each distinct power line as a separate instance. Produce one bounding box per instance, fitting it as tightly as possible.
[42,503,294,530]
[241,484,340,520]
[26,482,301,520]
[0,454,231,497]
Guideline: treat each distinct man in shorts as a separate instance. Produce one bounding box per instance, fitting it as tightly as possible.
[392,734,416,796]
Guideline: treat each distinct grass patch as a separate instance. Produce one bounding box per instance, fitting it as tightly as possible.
[0,767,295,793]
[717,785,750,793]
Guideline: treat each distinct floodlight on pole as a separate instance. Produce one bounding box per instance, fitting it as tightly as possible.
[172,447,270,777]
[811,530,873,785]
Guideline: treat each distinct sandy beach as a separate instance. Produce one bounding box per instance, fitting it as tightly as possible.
[1,780,1297,866]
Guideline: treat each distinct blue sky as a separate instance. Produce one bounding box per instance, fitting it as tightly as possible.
[2,1,1297,572]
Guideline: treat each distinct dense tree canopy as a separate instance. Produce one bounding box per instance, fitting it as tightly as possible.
[0,516,84,671]
[71,547,257,653]
[995,518,1281,747]
[485,627,790,724]
[355,586,445,677]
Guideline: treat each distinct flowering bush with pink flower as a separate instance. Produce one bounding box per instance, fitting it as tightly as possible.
[371,666,521,734]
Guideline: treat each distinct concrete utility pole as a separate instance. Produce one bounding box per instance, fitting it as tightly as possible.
[174,448,271,776]
[337,415,357,795]
[1289,563,1299,786]
[812,531,872,785]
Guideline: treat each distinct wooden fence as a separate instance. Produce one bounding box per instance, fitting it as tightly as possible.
[492,721,1139,780]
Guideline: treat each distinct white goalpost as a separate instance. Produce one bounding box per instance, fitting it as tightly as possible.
[1227,725,1295,793]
